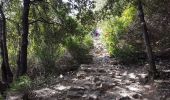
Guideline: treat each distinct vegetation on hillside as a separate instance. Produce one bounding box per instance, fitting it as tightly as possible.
[0,0,170,99]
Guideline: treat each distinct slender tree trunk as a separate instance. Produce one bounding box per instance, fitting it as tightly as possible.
[0,6,13,83]
[17,0,30,77]
[137,0,157,79]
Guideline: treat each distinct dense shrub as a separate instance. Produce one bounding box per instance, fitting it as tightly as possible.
[34,44,65,75]
[99,5,137,60]
[64,34,93,64]
[10,76,31,92]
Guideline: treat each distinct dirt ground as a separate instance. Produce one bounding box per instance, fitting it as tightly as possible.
[7,37,170,100]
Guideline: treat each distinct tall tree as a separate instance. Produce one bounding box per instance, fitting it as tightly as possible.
[17,0,30,76]
[137,0,157,79]
[0,4,13,83]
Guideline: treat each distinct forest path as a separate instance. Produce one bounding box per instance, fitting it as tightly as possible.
[28,36,155,100]
[7,37,170,100]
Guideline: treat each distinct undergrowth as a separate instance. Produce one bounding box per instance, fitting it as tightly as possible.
[99,5,137,62]
[64,34,93,64]
[10,75,31,92]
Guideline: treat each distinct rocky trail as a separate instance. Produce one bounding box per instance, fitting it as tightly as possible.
[8,37,170,100]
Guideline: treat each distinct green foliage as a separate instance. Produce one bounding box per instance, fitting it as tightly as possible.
[2,0,96,78]
[99,5,137,60]
[64,34,93,64]
[10,76,31,91]
[98,0,132,19]
[83,34,93,48]
[38,44,66,75]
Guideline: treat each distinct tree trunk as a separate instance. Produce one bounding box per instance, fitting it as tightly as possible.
[137,0,157,79]
[17,0,30,77]
[0,6,13,83]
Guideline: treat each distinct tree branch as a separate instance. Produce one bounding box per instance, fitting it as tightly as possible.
[29,17,62,25]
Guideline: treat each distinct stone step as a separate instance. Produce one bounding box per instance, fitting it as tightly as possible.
[66,86,86,99]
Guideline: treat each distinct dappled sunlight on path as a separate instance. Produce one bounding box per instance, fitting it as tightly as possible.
[91,37,111,65]
[8,36,170,100]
